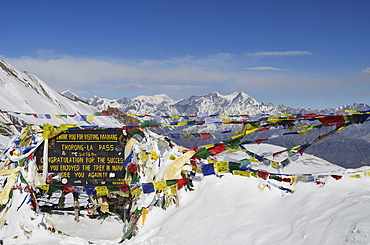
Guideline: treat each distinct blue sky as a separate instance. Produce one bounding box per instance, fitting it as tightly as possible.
[1,0,370,109]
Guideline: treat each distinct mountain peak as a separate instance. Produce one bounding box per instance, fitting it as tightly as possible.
[133,94,176,104]
[61,90,79,100]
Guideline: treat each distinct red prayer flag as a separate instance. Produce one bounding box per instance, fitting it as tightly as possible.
[254,138,269,144]
[200,133,212,141]
[118,185,130,193]
[127,163,138,173]
[101,110,110,116]
[177,178,189,190]
[273,150,284,157]
[208,143,226,155]
[257,170,270,180]
[331,175,342,180]
[62,185,74,193]
[318,115,345,128]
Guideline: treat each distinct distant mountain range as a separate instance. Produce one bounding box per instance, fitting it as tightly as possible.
[82,91,370,169]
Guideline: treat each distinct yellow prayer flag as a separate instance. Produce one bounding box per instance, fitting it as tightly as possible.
[142,208,149,226]
[290,175,296,185]
[208,159,216,164]
[181,133,192,139]
[258,184,268,191]
[268,116,281,125]
[177,146,189,152]
[298,125,314,135]
[95,186,109,196]
[0,167,23,176]
[163,150,196,180]
[150,151,159,160]
[100,202,110,213]
[215,161,228,173]
[0,173,19,205]
[204,144,215,149]
[139,151,149,163]
[42,124,55,140]
[39,184,50,192]
[153,180,167,190]
[245,123,260,135]
[349,174,361,178]
[177,121,187,126]
[169,154,177,161]
[271,161,279,169]
[345,110,358,114]
[249,158,260,163]
[232,170,250,177]
[226,146,241,152]
[87,115,94,121]
[231,134,244,139]
[363,170,370,176]
[130,187,142,197]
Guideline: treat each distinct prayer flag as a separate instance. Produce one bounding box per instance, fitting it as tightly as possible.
[202,163,215,176]
[142,183,155,193]
[153,180,167,190]
[200,133,212,141]
[84,186,95,195]
[215,161,228,174]
[194,148,211,159]
[208,143,226,155]
[95,186,109,196]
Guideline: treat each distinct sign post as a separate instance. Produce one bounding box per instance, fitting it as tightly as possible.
[36,130,128,186]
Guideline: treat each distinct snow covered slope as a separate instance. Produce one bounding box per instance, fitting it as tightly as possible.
[0,59,121,148]
[3,143,370,245]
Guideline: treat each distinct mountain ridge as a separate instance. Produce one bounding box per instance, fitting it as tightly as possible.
[0,59,121,149]
[85,91,370,168]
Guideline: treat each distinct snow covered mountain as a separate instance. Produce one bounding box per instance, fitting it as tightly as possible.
[88,91,300,116]
[0,59,121,149]
[89,91,370,119]
[88,92,370,168]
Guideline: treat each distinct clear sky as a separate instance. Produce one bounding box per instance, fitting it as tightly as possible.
[1,0,370,109]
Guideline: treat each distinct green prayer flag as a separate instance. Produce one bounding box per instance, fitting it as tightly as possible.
[238,158,250,166]
[141,120,162,128]
[128,128,145,138]
[107,186,120,192]
[228,162,241,172]
[194,148,211,159]
[269,175,281,181]
[49,185,62,193]
[166,179,178,186]
[187,120,196,125]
